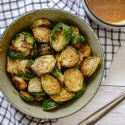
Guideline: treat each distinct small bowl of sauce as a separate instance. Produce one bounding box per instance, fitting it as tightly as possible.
[83,0,125,28]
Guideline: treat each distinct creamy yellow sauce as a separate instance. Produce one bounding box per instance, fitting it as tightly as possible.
[87,0,125,23]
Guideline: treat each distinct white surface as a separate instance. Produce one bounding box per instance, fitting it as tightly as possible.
[55,45,125,125]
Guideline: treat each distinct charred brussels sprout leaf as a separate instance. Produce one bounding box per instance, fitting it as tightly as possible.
[51,67,64,83]
[72,34,86,48]
[20,91,34,102]
[50,23,72,51]
[42,100,59,110]
[80,56,101,77]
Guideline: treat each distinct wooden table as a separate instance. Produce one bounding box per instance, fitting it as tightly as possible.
[54,45,125,125]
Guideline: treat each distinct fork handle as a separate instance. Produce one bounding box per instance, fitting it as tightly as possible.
[78,92,125,125]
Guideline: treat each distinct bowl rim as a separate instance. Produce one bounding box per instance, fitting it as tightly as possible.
[0,8,104,119]
[84,0,125,28]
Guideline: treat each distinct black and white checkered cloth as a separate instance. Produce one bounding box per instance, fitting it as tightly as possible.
[0,0,125,125]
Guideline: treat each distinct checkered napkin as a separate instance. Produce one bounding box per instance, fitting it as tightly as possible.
[0,0,125,125]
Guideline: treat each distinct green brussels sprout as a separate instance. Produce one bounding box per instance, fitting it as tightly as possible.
[75,83,86,98]
[39,43,54,55]
[8,47,25,60]
[28,77,43,92]
[42,100,59,110]
[31,55,56,76]
[50,88,75,102]
[32,27,51,43]
[20,91,34,102]
[8,32,37,59]
[50,23,72,52]
[41,74,61,95]
[80,56,101,77]
[31,18,52,29]
[30,92,47,98]
[72,34,86,48]
[71,26,79,36]
[60,46,79,67]
[51,67,64,83]
[12,76,27,90]
[64,68,84,92]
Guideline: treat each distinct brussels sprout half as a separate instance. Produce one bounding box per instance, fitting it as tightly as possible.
[31,55,56,76]
[60,46,79,67]
[51,67,64,83]
[8,32,37,60]
[80,56,101,77]
[20,91,34,103]
[12,76,27,90]
[50,23,72,52]
[32,27,51,43]
[72,34,86,48]
[28,77,43,93]
[42,100,59,110]
[41,75,61,95]
[31,18,52,29]
[50,88,75,102]
[64,68,84,92]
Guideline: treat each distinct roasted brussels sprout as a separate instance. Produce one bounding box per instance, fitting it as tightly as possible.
[64,68,84,92]
[19,91,34,102]
[79,44,91,58]
[32,27,51,43]
[80,56,101,77]
[7,58,36,79]
[8,32,37,59]
[71,26,79,36]
[28,77,43,92]
[50,23,72,51]
[12,76,27,90]
[51,67,64,83]
[50,88,75,102]
[60,46,79,67]
[72,34,86,48]
[31,18,51,29]
[41,75,61,95]
[39,43,52,55]
[31,55,56,76]
[42,100,59,110]
[7,58,19,74]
